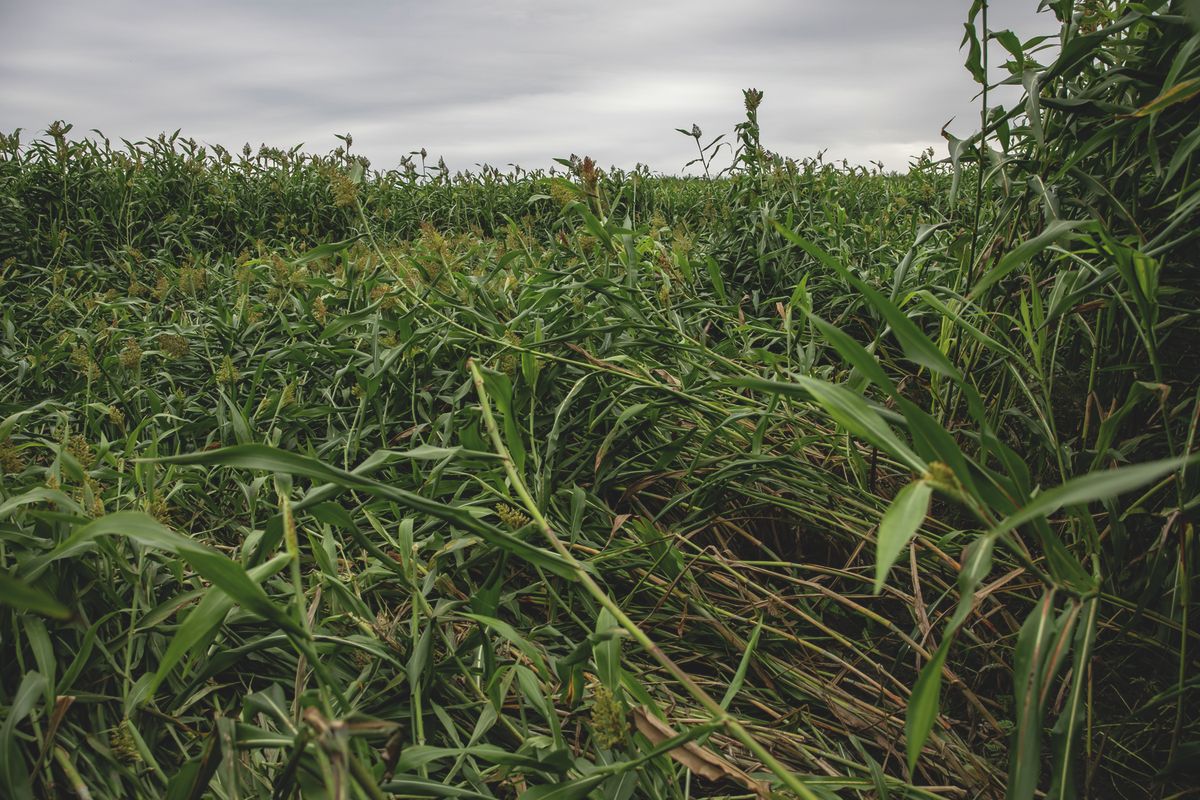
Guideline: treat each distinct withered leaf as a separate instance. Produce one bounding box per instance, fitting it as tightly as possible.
[631,707,768,798]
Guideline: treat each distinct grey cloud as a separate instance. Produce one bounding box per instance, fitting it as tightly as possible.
[0,0,1056,173]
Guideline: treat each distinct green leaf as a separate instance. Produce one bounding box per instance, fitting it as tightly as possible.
[0,670,46,795]
[151,552,293,692]
[482,369,526,475]
[906,640,950,772]
[873,480,932,594]
[289,235,362,267]
[1127,76,1200,117]
[1048,598,1098,800]
[594,608,622,690]
[896,398,978,499]
[0,399,53,441]
[990,453,1199,539]
[970,220,1089,299]
[462,613,550,681]
[950,537,995,631]
[23,512,303,638]
[393,745,571,774]
[731,375,925,473]
[519,775,608,800]
[595,402,649,473]
[806,313,897,398]
[771,223,960,379]
[146,445,577,579]
[0,573,71,619]
[0,486,84,518]
[720,618,763,711]
[1009,593,1056,800]
[705,256,728,303]
[164,728,221,800]
[961,19,986,84]
[381,776,497,798]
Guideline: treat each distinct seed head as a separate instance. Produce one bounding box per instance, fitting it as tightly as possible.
[0,439,25,475]
[922,461,958,492]
[158,333,190,359]
[145,496,171,523]
[549,181,576,208]
[372,609,400,648]
[590,686,627,750]
[494,502,530,530]
[69,345,100,381]
[370,283,400,310]
[86,489,105,518]
[578,156,599,195]
[109,720,141,764]
[743,88,764,112]
[119,337,142,369]
[178,265,207,295]
[328,170,359,207]
[215,355,240,385]
[67,434,94,469]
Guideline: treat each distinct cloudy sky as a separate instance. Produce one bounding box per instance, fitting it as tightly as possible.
[0,1,1055,173]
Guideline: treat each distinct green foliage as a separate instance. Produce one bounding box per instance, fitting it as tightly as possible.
[0,3,1196,798]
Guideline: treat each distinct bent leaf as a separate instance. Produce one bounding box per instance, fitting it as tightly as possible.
[874,480,933,594]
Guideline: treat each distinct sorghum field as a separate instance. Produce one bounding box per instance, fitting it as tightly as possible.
[1,4,1197,799]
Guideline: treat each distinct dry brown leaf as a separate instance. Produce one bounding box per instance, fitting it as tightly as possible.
[631,707,768,797]
[652,367,682,388]
[606,513,632,546]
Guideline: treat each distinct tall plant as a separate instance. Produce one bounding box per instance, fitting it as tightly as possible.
[756,1,1199,795]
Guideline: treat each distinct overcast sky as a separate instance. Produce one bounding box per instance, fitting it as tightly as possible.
[0,1,1055,174]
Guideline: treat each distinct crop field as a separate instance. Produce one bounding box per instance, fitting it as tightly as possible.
[0,4,1197,799]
